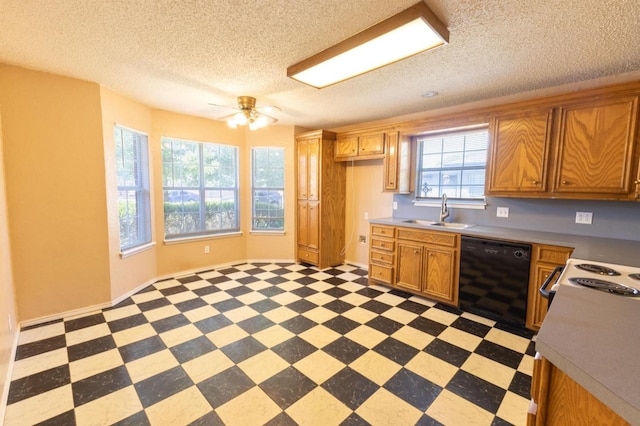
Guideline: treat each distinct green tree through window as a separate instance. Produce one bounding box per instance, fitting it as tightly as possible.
[252,147,284,231]
[162,137,239,238]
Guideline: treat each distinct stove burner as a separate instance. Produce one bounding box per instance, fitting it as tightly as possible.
[630,273,640,281]
[569,277,640,296]
[575,263,621,276]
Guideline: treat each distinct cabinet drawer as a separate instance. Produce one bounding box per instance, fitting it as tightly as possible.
[298,247,319,264]
[371,238,394,251]
[536,245,573,264]
[370,264,393,284]
[370,250,394,265]
[371,225,395,238]
[397,228,458,247]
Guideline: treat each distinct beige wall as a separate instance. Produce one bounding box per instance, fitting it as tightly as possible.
[100,88,158,300]
[0,111,18,415]
[244,126,296,261]
[0,65,111,321]
[344,160,393,267]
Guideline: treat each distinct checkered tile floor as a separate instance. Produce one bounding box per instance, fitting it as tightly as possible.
[4,263,535,425]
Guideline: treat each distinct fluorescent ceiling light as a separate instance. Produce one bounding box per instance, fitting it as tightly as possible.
[287,2,449,89]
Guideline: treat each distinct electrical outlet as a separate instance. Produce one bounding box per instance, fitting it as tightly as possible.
[364,212,369,220]
[204,245,210,254]
[393,201,398,210]
[496,207,509,218]
[575,212,593,224]
[358,235,367,245]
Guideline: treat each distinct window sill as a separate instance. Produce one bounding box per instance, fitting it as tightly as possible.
[412,198,487,210]
[164,231,243,245]
[120,242,156,259]
[250,230,286,235]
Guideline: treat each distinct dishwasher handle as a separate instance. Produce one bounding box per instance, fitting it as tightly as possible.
[539,266,564,300]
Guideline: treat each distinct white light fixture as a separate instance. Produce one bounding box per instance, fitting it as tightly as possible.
[224,96,279,130]
[287,1,449,89]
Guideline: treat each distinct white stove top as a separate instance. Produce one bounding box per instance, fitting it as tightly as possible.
[557,258,640,296]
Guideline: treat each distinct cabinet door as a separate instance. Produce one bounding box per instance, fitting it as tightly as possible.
[359,133,385,156]
[384,131,399,191]
[307,201,320,250]
[396,242,423,292]
[487,109,552,193]
[307,138,320,201]
[423,247,456,303]
[527,264,554,330]
[297,201,308,247]
[335,137,358,159]
[297,140,308,200]
[554,97,638,194]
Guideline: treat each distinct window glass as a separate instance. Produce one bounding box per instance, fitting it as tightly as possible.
[115,126,151,250]
[162,137,239,238]
[251,147,284,231]
[416,129,488,199]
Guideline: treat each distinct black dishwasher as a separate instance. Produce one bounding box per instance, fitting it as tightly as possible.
[459,236,531,327]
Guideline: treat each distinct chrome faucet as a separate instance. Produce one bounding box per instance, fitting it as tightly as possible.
[439,193,449,222]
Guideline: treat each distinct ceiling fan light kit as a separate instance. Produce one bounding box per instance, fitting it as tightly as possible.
[224,96,278,130]
[287,1,449,89]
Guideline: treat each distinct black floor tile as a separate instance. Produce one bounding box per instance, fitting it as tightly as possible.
[64,313,105,333]
[322,337,367,364]
[271,336,317,364]
[137,297,171,312]
[279,315,317,334]
[372,337,419,365]
[322,315,360,335]
[237,315,276,334]
[220,336,267,363]
[170,336,217,364]
[446,370,506,414]
[192,285,221,297]
[187,411,225,426]
[37,409,77,426]
[150,313,190,334]
[322,367,378,410]
[7,365,70,404]
[249,299,281,313]
[407,316,448,336]
[15,335,66,361]
[388,289,413,298]
[397,300,430,315]
[264,412,298,426]
[360,300,392,314]
[159,285,189,296]
[340,412,370,426]
[325,276,347,285]
[509,370,532,399]
[174,297,207,313]
[212,298,244,312]
[118,336,167,363]
[107,313,149,333]
[177,275,203,284]
[265,276,289,285]
[366,316,403,335]
[72,365,132,406]
[197,366,255,408]
[424,338,471,367]
[206,276,231,285]
[324,300,355,314]
[134,366,194,408]
[113,410,151,426]
[474,340,523,369]
[236,276,259,285]
[324,287,350,298]
[356,287,385,299]
[416,414,445,426]
[451,317,491,338]
[384,368,442,411]
[290,287,318,298]
[259,286,286,297]
[194,314,233,334]
[67,335,116,362]
[259,367,316,409]
[225,285,253,297]
[294,276,318,285]
[285,299,317,314]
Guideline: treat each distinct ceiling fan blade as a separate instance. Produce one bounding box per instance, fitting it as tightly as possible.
[256,105,282,114]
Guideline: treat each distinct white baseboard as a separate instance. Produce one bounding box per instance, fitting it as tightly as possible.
[0,329,20,426]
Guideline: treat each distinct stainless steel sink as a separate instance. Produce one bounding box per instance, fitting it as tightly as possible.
[402,219,474,229]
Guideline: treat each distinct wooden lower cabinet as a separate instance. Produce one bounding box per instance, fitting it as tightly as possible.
[369,224,459,306]
[526,244,573,330]
[529,355,628,425]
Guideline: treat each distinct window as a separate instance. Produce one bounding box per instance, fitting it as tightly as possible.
[251,147,284,231]
[115,125,151,251]
[161,137,239,238]
[416,128,488,199]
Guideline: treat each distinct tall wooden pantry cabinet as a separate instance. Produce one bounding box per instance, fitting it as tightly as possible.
[295,130,346,269]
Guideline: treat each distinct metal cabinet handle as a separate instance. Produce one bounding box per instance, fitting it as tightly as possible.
[414,250,419,254]
[562,180,569,185]
[532,180,540,185]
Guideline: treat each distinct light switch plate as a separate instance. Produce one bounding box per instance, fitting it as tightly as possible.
[576,212,593,224]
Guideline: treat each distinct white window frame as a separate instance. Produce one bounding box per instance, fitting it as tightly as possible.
[415,127,489,202]
[115,125,152,252]
[161,137,239,239]
[251,147,285,233]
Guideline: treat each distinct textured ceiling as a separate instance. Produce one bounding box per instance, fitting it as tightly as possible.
[1,0,640,129]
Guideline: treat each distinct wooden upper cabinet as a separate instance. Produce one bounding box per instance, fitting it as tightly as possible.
[553,96,639,195]
[297,140,308,200]
[384,131,399,191]
[335,132,385,161]
[486,108,553,194]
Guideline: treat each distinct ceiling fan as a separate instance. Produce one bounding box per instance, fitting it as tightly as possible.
[211,96,281,130]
